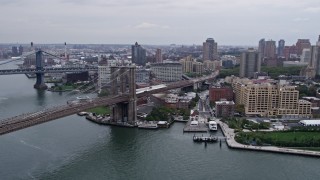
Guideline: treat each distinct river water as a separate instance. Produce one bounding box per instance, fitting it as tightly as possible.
[0,61,319,180]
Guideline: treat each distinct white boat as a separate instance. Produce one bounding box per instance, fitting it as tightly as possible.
[77,111,88,116]
[76,96,91,101]
[208,121,218,131]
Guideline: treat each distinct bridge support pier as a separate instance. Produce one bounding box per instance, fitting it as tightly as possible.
[111,66,137,124]
[33,50,47,90]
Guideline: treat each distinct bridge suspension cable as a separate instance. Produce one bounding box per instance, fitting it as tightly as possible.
[63,68,131,100]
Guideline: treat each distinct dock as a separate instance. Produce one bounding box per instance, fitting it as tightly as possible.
[193,135,218,143]
[216,119,320,157]
[183,120,208,132]
[85,115,135,128]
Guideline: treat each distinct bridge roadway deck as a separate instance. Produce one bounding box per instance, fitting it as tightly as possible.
[0,67,98,75]
[0,95,128,135]
[0,72,218,135]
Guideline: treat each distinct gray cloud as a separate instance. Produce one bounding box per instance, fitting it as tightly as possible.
[0,0,319,45]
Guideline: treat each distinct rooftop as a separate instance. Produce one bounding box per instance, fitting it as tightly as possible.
[216,100,235,105]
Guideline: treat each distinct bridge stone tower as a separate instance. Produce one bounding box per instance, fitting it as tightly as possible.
[110,66,137,124]
[33,50,48,90]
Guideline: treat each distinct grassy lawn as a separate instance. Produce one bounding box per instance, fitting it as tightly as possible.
[236,131,320,147]
[87,106,111,115]
[262,132,320,142]
[51,85,74,91]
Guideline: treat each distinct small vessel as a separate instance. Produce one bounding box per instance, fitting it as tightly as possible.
[77,112,88,116]
[67,96,92,105]
[208,121,218,131]
[76,96,91,102]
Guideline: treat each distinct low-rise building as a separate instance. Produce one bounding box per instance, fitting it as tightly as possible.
[150,63,182,82]
[177,99,191,109]
[215,100,235,117]
[302,97,320,107]
[63,71,89,83]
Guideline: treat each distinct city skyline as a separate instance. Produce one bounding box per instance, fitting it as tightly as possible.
[0,0,320,45]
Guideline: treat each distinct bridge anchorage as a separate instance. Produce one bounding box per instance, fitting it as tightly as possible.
[34,49,48,90]
[110,66,137,125]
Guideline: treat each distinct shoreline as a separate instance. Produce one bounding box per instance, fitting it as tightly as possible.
[217,119,320,157]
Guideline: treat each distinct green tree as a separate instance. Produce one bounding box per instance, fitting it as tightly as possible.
[98,89,110,97]
[235,104,245,115]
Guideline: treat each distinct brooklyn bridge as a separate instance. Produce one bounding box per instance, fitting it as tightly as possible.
[0,57,218,135]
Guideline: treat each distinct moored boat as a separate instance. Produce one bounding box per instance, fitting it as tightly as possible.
[208,121,218,131]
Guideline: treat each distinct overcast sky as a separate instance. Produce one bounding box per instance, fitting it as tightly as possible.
[1,0,320,45]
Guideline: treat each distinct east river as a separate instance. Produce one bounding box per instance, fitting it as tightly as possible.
[0,60,319,180]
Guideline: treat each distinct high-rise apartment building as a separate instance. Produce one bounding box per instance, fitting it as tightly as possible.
[239,48,261,78]
[310,46,320,75]
[203,38,217,60]
[98,66,111,90]
[278,39,285,57]
[180,56,194,73]
[193,62,204,74]
[232,78,311,117]
[203,60,220,71]
[131,42,146,66]
[301,48,311,63]
[264,40,276,58]
[258,39,265,60]
[12,46,18,56]
[155,48,163,63]
[296,39,311,56]
[18,45,23,56]
[285,45,298,59]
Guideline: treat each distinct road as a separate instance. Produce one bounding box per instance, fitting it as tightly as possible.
[197,90,212,123]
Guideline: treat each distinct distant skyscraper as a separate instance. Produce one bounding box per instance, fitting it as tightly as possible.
[240,48,261,78]
[258,39,265,60]
[155,48,163,63]
[296,39,311,55]
[18,45,23,56]
[317,35,320,46]
[310,46,320,75]
[278,39,285,57]
[131,42,146,66]
[11,46,18,56]
[203,38,217,60]
[301,48,311,63]
[264,40,276,59]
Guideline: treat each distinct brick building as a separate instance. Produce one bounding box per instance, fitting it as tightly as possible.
[215,100,235,117]
[209,86,233,102]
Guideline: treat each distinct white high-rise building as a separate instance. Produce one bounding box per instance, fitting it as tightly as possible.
[98,66,111,90]
[300,48,311,63]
